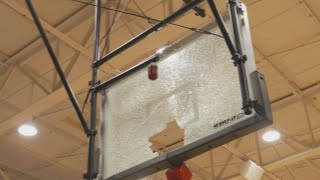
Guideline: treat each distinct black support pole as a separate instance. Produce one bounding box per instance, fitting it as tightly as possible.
[206,0,236,55]
[25,0,89,133]
[228,0,252,115]
[207,0,252,115]
[93,0,204,68]
[85,0,101,179]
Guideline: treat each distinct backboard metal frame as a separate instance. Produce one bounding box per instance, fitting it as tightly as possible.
[100,2,272,180]
[102,72,272,180]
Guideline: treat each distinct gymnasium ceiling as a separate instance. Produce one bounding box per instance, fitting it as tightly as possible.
[0,0,320,179]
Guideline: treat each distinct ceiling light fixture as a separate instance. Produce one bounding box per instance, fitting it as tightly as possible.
[18,124,38,137]
[156,46,167,54]
[262,130,280,142]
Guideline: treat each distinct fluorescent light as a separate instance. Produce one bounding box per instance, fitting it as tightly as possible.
[18,124,38,137]
[262,130,280,142]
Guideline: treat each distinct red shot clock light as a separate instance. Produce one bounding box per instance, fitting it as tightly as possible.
[148,62,158,80]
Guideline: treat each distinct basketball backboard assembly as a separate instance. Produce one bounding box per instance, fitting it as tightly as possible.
[100,1,272,180]
[26,0,273,179]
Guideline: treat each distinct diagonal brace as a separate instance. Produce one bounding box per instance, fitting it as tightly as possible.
[25,0,89,134]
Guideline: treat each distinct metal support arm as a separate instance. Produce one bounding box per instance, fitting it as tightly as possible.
[25,0,90,133]
[207,0,253,114]
[93,0,205,68]
[84,0,101,179]
[228,0,252,114]
[206,0,236,55]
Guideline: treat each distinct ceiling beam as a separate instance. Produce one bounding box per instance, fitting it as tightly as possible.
[187,161,212,180]
[222,144,247,162]
[285,166,295,180]
[301,0,320,23]
[37,116,86,143]
[216,139,242,179]
[52,41,61,90]
[221,141,320,179]
[101,8,111,56]
[0,71,93,136]
[0,39,157,140]
[0,168,11,180]
[220,173,239,180]
[0,66,108,138]
[302,100,316,147]
[165,0,174,17]
[0,0,119,137]
[0,1,94,67]
[54,22,94,90]
[110,1,146,35]
[16,66,51,94]
[1,0,119,73]
[0,51,9,59]
[256,46,320,114]
[108,0,156,34]
[209,150,215,179]
[304,159,320,176]
[1,100,22,113]
[0,51,9,66]
[281,136,306,152]
[271,82,320,111]
[264,146,320,171]
[7,137,82,174]
[1,0,90,58]
[0,66,14,94]
[255,132,263,164]
[0,161,38,180]
[222,144,281,180]
[111,0,145,25]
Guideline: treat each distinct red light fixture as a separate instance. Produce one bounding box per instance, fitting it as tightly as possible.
[166,163,192,180]
[148,62,158,80]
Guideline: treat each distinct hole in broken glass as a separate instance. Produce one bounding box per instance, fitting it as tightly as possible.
[148,120,184,154]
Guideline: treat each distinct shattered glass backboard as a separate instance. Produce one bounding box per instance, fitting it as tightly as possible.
[100,4,272,180]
